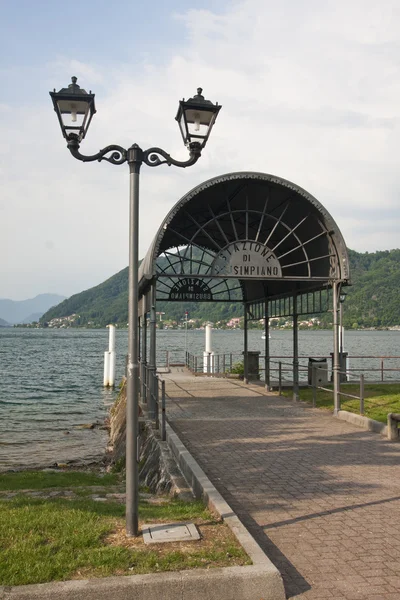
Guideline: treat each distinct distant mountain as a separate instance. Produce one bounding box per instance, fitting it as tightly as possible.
[0,294,66,324]
[0,317,11,327]
[20,312,45,325]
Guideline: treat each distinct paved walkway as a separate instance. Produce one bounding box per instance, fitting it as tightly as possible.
[164,368,400,600]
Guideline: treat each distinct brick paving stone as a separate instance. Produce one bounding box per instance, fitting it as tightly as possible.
[164,370,400,599]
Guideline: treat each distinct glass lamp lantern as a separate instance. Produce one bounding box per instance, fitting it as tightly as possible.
[176,88,221,149]
[50,76,96,142]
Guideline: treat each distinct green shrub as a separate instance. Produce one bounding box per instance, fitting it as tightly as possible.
[230,361,244,377]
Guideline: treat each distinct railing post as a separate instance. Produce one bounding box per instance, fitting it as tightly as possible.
[222,354,226,374]
[148,283,157,420]
[278,361,282,396]
[381,358,384,382]
[139,362,142,402]
[230,353,233,372]
[143,365,148,404]
[161,380,166,441]
[195,356,197,373]
[141,362,146,404]
[155,376,160,430]
[360,374,365,415]
[312,365,317,408]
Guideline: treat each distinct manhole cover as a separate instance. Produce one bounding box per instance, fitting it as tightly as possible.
[142,522,200,544]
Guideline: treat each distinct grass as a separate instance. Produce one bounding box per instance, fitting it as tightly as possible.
[0,470,121,492]
[281,383,400,423]
[0,470,250,586]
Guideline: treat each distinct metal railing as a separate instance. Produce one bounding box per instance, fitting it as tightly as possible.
[186,351,243,375]
[139,362,166,441]
[309,365,366,415]
[186,351,400,383]
[267,355,400,383]
[272,359,373,417]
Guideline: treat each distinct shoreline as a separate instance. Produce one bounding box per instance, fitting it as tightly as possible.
[2,417,111,475]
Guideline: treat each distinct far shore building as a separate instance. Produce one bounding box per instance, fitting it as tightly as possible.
[227,318,241,328]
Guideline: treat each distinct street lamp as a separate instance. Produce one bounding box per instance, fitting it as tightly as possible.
[50,77,221,537]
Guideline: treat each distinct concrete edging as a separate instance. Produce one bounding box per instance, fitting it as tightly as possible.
[337,410,387,436]
[0,568,282,600]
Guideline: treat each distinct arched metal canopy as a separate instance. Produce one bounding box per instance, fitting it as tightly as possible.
[139,171,349,306]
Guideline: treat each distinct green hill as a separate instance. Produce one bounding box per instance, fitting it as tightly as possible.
[40,248,400,328]
[41,268,129,327]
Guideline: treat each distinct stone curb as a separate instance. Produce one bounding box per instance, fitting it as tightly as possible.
[1,427,285,600]
[0,566,282,600]
[337,409,387,436]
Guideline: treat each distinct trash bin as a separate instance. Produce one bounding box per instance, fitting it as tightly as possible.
[308,358,328,386]
[243,351,260,380]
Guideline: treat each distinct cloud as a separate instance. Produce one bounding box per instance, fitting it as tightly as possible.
[2,0,400,299]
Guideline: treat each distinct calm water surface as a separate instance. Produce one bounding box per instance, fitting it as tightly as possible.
[1,328,400,470]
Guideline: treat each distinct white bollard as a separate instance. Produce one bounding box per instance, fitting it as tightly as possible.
[103,325,117,387]
[109,351,116,388]
[204,324,214,373]
[104,351,111,386]
[203,351,214,373]
[205,323,212,353]
[108,324,116,353]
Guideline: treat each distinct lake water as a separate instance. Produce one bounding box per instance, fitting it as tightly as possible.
[1,328,400,471]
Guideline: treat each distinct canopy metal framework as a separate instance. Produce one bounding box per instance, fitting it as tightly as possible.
[138,172,350,415]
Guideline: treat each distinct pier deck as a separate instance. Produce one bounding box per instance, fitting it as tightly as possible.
[164,367,400,600]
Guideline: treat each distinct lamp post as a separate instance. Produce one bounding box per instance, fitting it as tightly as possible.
[185,310,189,356]
[50,77,221,537]
[339,291,347,355]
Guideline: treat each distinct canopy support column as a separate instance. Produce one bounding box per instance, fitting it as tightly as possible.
[243,304,249,384]
[333,281,340,415]
[293,292,299,401]
[264,301,270,390]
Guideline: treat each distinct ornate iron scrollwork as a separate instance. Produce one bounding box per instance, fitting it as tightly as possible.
[143,144,201,169]
[66,135,202,169]
[67,135,127,165]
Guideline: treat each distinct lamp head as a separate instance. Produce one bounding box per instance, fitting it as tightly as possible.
[50,76,96,142]
[176,88,221,149]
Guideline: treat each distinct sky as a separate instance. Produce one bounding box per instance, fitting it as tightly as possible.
[1,0,400,300]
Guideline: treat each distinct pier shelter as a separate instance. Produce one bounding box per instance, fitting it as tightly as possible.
[138,171,350,413]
